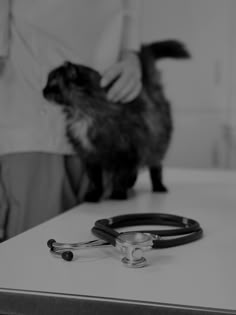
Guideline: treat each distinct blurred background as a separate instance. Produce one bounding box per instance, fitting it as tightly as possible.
[141,0,236,169]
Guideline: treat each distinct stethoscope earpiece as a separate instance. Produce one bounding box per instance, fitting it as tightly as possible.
[47,239,56,249]
[61,251,74,261]
[48,239,74,261]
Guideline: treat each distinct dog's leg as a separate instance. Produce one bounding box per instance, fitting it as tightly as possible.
[110,189,128,200]
[84,164,103,202]
[110,168,137,200]
[149,165,168,193]
[126,170,138,189]
[110,171,128,200]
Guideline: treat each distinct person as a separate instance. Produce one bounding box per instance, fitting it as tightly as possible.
[0,0,143,240]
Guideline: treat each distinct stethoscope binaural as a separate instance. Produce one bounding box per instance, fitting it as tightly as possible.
[47,213,203,268]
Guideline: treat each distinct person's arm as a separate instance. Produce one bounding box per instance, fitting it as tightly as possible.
[101,0,143,103]
[0,0,10,72]
[120,0,142,53]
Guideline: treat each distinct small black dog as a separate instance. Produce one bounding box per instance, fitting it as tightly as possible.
[43,40,190,201]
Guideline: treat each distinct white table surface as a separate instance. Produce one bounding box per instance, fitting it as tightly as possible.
[0,168,236,314]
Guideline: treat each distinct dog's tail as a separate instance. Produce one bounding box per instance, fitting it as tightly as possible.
[148,40,190,60]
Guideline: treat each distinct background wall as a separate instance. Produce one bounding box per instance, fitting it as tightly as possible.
[224,0,236,168]
[141,0,233,169]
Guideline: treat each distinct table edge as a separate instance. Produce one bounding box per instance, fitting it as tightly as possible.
[0,288,235,315]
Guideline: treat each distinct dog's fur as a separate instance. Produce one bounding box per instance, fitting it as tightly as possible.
[43,40,190,201]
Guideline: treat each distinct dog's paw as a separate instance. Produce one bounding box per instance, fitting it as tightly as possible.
[84,190,102,202]
[152,184,168,193]
[110,190,128,200]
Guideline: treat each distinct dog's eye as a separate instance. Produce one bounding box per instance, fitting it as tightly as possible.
[49,78,59,88]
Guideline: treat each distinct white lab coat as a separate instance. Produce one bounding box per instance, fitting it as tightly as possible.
[0,0,141,154]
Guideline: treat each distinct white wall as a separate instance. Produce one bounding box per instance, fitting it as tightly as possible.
[223,0,236,168]
[141,0,231,169]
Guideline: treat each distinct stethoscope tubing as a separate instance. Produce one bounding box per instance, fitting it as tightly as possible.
[92,212,203,248]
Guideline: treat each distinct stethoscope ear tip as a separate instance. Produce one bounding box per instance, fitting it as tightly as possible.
[47,238,74,261]
[62,251,74,261]
[47,239,56,249]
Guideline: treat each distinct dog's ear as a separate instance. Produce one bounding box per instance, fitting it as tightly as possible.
[64,61,73,67]
[64,61,78,80]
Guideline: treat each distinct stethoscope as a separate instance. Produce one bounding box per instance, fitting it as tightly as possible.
[47,213,203,268]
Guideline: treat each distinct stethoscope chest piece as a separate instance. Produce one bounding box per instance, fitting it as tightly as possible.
[116,232,154,268]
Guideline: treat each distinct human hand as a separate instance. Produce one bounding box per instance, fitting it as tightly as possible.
[100,51,142,103]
